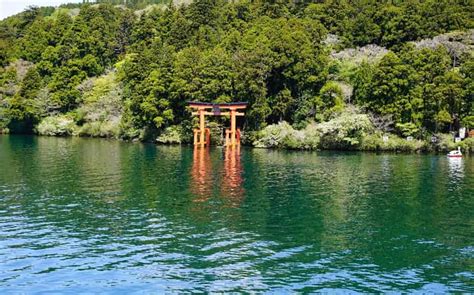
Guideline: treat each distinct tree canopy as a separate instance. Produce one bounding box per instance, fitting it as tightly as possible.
[0,0,472,139]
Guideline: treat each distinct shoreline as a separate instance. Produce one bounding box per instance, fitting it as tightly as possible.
[2,133,472,156]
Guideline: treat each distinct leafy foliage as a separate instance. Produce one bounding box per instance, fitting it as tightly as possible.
[352,46,472,134]
[36,114,77,136]
[0,0,472,149]
[156,125,183,144]
[253,121,320,150]
[316,109,373,149]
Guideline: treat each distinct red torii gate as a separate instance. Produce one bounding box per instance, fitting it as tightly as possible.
[188,102,248,147]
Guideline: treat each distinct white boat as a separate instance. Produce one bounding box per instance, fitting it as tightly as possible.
[447,147,462,158]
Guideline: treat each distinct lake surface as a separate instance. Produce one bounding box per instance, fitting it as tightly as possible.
[0,135,473,293]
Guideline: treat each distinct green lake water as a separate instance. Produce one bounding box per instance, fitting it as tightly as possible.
[0,135,473,293]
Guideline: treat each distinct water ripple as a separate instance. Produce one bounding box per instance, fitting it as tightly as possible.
[0,136,472,292]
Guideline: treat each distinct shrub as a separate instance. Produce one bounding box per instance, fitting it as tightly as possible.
[299,123,321,149]
[385,136,426,152]
[361,133,426,152]
[36,115,77,136]
[436,133,457,151]
[461,116,474,129]
[360,133,382,150]
[253,122,299,149]
[0,107,10,132]
[253,121,320,150]
[156,125,183,144]
[118,113,141,140]
[77,120,120,138]
[460,138,474,154]
[75,70,123,139]
[317,111,374,149]
[436,133,474,153]
[395,122,419,137]
[253,109,373,150]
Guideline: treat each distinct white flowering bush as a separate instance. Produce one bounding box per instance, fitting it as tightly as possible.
[254,122,297,149]
[317,111,374,149]
[253,109,375,150]
[36,115,77,136]
[77,120,120,138]
[299,123,321,150]
[253,121,320,150]
[75,71,123,138]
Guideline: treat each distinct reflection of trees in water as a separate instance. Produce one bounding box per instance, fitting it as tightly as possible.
[2,136,473,283]
[322,154,472,273]
[314,154,451,270]
[1,136,88,203]
[240,150,473,276]
[242,150,331,245]
[0,136,126,238]
[72,137,124,203]
[0,135,29,185]
[247,151,374,250]
[1,137,190,239]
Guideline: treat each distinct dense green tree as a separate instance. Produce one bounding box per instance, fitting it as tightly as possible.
[0,0,472,136]
[360,52,414,123]
[7,66,42,132]
[116,9,136,56]
[433,70,465,131]
[348,12,380,46]
[318,81,344,119]
[187,0,223,29]
[460,58,474,117]
[18,19,52,63]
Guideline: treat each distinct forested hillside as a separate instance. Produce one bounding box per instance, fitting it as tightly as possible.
[0,0,473,151]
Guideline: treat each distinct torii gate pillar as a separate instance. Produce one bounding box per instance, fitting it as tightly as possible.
[192,107,210,147]
[231,109,236,146]
[225,107,242,147]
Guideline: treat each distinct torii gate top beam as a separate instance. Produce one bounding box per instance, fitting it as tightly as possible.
[188,102,248,110]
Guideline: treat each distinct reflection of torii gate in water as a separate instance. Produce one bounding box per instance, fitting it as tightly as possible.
[188,102,248,147]
[191,143,244,208]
